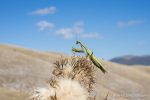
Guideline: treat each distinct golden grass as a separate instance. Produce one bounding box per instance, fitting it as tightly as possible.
[0,88,30,100]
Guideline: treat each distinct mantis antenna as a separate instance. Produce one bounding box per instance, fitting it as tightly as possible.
[75,32,79,42]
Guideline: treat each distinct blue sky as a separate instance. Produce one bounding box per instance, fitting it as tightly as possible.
[0,0,150,59]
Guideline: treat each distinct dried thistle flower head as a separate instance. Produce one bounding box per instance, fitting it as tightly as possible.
[52,56,95,92]
[31,87,55,100]
[55,78,88,100]
[31,78,88,100]
[32,56,96,100]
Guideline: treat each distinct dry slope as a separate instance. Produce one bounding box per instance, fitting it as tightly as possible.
[0,44,150,100]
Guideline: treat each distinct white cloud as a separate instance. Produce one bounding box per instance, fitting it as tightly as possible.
[56,21,84,39]
[56,28,74,39]
[56,21,101,39]
[117,21,125,28]
[127,20,145,26]
[74,21,84,27]
[80,33,100,39]
[30,6,56,15]
[117,20,145,28]
[36,21,54,31]
[73,21,84,34]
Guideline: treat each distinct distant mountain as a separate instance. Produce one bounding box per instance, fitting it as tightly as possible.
[110,55,150,65]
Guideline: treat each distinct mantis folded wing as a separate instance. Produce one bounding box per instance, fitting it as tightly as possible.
[90,52,106,73]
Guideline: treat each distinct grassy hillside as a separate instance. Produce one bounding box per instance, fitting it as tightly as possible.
[0,44,150,100]
[0,88,30,100]
[133,65,150,74]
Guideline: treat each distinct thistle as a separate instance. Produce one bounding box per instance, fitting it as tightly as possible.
[31,57,95,100]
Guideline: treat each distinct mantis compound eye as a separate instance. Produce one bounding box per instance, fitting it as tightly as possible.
[76,41,80,44]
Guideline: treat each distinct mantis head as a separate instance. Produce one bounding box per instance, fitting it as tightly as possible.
[76,41,80,44]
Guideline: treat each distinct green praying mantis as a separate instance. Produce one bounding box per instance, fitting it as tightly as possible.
[72,41,107,74]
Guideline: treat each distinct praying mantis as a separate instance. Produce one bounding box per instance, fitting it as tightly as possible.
[72,41,107,74]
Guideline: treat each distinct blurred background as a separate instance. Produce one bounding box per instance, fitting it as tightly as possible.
[0,0,150,100]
